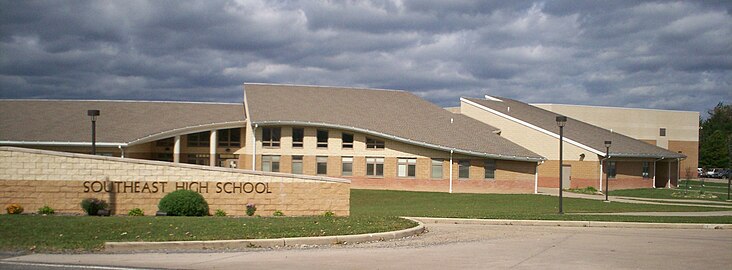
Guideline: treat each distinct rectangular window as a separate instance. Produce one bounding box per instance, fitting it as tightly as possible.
[342,133,354,149]
[292,155,303,174]
[262,155,280,172]
[366,137,385,149]
[366,157,384,177]
[187,131,210,147]
[642,161,650,178]
[218,128,241,147]
[458,160,470,179]
[317,130,328,148]
[484,159,496,179]
[186,154,210,165]
[156,137,174,147]
[431,159,443,179]
[659,128,666,137]
[262,127,281,147]
[342,157,353,176]
[292,128,304,148]
[397,158,417,177]
[316,156,328,175]
[608,161,617,179]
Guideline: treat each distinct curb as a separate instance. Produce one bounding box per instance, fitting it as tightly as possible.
[104,218,425,252]
[409,217,732,230]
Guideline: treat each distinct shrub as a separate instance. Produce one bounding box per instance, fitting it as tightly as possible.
[273,210,284,217]
[80,198,109,216]
[323,211,335,217]
[6,204,23,214]
[38,205,55,215]
[214,209,227,217]
[128,208,144,216]
[158,189,209,216]
[246,203,257,216]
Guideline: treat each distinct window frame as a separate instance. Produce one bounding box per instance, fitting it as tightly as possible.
[341,156,353,176]
[342,133,354,149]
[366,137,385,149]
[291,155,303,174]
[484,159,496,179]
[317,130,329,148]
[292,128,304,148]
[431,159,443,179]
[316,156,328,175]
[397,158,417,178]
[186,131,210,147]
[458,160,470,179]
[366,157,384,177]
[262,155,280,172]
[608,161,617,179]
[218,128,241,147]
[642,161,650,179]
[262,127,281,148]
[659,128,666,137]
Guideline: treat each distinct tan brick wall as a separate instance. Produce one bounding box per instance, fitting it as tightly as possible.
[0,147,349,216]
[668,140,698,178]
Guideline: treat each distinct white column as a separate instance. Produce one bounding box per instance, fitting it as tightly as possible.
[173,135,181,163]
[599,161,603,192]
[534,162,539,194]
[449,149,453,193]
[252,124,257,171]
[210,130,217,167]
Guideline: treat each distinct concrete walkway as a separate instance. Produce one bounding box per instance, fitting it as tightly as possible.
[537,187,732,209]
[571,210,732,216]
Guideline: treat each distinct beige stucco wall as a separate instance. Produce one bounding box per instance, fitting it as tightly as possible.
[0,147,349,216]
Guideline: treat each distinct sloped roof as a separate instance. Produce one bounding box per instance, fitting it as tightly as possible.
[463,96,685,159]
[0,100,245,145]
[244,83,544,162]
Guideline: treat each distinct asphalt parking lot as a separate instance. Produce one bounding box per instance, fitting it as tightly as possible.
[2,222,731,270]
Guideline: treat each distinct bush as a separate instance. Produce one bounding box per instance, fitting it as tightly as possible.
[273,210,284,216]
[80,198,108,216]
[214,209,227,217]
[128,208,144,216]
[246,203,257,216]
[158,189,209,216]
[323,211,335,217]
[38,205,55,215]
[6,204,23,214]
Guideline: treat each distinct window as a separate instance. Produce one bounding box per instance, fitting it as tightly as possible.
[366,137,385,149]
[292,155,303,174]
[262,127,281,147]
[659,128,666,137]
[397,158,417,177]
[186,154,209,165]
[458,160,470,179]
[317,156,328,175]
[156,137,174,147]
[187,131,210,147]
[317,130,328,148]
[292,128,304,148]
[608,161,617,179]
[484,159,496,179]
[262,155,280,172]
[431,159,443,179]
[366,157,384,177]
[342,157,353,176]
[642,161,650,178]
[218,128,241,147]
[342,133,354,149]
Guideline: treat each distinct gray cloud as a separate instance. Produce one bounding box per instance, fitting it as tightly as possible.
[1,0,730,116]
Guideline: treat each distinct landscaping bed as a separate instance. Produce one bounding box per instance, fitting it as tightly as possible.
[609,180,731,201]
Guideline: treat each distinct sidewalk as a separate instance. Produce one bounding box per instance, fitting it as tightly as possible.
[569,210,732,217]
[537,187,732,209]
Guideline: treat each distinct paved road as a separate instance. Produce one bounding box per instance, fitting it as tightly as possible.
[3,223,731,270]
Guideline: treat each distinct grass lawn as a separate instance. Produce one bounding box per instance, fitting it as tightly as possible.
[609,180,732,201]
[0,215,415,253]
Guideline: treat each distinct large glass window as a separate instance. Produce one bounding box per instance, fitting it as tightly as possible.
[397,158,416,177]
[458,160,470,179]
[366,157,384,177]
[608,161,617,179]
[156,137,174,147]
[262,127,281,148]
[316,156,328,175]
[218,128,241,147]
[484,159,496,179]
[342,157,353,176]
[317,130,328,148]
[642,161,650,178]
[262,155,280,172]
[292,128,304,148]
[342,133,354,149]
[366,137,385,149]
[292,155,303,174]
[431,159,443,179]
[187,131,210,147]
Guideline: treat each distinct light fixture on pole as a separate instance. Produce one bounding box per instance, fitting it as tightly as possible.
[556,115,567,214]
[604,140,611,202]
[87,110,100,155]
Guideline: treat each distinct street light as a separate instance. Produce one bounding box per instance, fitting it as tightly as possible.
[87,110,100,155]
[604,140,612,202]
[556,115,567,214]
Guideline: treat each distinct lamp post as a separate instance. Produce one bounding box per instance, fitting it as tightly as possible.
[604,140,611,202]
[556,115,567,214]
[87,110,100,155]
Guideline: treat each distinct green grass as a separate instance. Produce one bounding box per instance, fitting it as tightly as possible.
[350,189,732,224]
[609,180,732,201]
[0,215,415,252]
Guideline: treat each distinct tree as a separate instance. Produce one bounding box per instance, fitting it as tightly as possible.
[699,130,730,168]
[699,102,732,168]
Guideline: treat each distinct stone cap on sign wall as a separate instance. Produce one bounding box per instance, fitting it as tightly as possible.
[0,146,350,184]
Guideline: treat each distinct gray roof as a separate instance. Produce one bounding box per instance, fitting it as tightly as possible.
[244,84,544,161]
[0,100,245,145]
[464,97,686,159]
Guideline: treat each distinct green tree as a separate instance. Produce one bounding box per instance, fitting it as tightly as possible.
[699,102,732,168]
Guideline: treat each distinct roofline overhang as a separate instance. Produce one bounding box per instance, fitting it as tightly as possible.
[127,121,247,146]
[251,120,545,162]
[608,153,687,159]
[0,141,126,147]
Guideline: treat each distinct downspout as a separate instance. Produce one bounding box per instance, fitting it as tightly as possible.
[449,149,454,194]
[251,124,258,171]
[118,145,125,158]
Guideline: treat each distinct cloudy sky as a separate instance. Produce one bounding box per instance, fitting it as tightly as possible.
[1,1,730,116]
